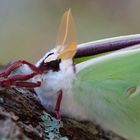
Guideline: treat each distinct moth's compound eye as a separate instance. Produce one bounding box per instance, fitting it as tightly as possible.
[46,59,61,71]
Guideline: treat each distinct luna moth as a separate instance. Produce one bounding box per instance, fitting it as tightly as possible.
[31,9,140,140]
[1,9,140,140]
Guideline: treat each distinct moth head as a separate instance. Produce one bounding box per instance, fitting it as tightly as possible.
[37,9,77,72]
[38,49,61,72]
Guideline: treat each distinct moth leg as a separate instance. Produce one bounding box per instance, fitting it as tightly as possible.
[9,81,41,88]
[54,90,63,119]
[17,60,41,73]
[0,73,41,87]
[0,60,41,78]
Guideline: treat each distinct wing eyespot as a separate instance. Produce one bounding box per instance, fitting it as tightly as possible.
[126,86,138,98]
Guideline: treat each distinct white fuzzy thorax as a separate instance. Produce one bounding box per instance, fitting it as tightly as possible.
[31,46,89,120]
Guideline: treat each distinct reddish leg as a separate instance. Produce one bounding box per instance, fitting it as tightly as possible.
[10,81,41,88]
[55,90,63,119]
[0,73,41,87]
[0,60,41,77]
[18,60,42,73]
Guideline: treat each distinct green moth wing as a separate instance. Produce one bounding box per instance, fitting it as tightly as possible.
[73,47,140,140]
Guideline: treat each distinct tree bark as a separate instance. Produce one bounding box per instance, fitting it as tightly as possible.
[0,86,126,140]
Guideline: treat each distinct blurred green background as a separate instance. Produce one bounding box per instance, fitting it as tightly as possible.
[0,0,140,64]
